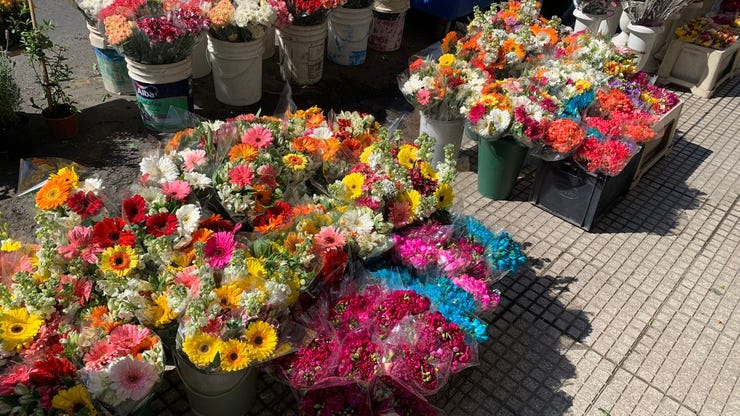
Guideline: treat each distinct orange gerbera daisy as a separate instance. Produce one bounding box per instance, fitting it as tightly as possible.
[502,39,525,60]
[441,31,458,53]
[164,128,194,153]
[253,185,273,213]
[341,138,363,158]
[292,136,320,153]
[531,24,558,46]
[229,143,258,162]
[35,177,73,210]
[321,137,341,162]
[86,306,121,333]
[284,232,303,254]
[409,57,424,72]
[461,32,482,53]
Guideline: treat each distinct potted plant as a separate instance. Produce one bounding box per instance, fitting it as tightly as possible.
[0,50,30,156]
[20,15,79,139]
[1,0,30,51]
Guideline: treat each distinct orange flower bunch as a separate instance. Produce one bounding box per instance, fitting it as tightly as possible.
[544,118,586,154]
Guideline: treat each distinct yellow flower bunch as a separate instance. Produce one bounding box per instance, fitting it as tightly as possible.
[181,320,278,372]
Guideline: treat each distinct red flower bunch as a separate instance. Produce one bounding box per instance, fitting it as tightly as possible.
[575,137,635,176]
[594,88,635,116]
[299,381,373,416]
[372,290,431,336]
[336,329,381,382]
[544,118,586,153]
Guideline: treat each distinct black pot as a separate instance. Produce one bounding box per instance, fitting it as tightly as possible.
[1,113,31,159]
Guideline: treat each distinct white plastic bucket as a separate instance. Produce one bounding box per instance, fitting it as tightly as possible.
[125,57,193,132]
[597,2,621,37]
[192,34,211,79]
[88,24,133,95]
[263,26,276,60]
[328,6,373,66]
[627,24,664,72]
[419,114,465,168]
[175,349,257,416]
[277,22,328,85]
[573,9,606,34]
[369,10,406,51]
[208,35,264,106]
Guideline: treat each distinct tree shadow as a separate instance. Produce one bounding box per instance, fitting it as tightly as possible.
[429,269,590,415]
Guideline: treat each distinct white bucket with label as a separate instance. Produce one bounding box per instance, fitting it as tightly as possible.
[192,33,211,79]
[88,24,133,95]
[419,114,465,168]
[125,57,193,132]
[208,35,264,106]
[369,10,406,51]
[277,22,328,85]
[327,6,373,66]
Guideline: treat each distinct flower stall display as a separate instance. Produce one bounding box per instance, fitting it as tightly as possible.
[674,16,739,49]
[206,0,277,105]
[101,0,210,130]
[0,103,528,414]
[399,52,484,167]
[275,0,347,85]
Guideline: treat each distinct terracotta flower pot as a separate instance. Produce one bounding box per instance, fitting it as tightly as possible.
[42,104,79,140]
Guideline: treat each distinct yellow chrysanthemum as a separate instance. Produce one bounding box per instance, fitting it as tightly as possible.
[145,294,177,328]
[397,144,419,169]
[214,284,243,310]
[434,183,454,210]
[438,53,455,67]
[574,79,592,92]
[99,245,139,277]
[342,172,365,200]
[50,166,79,189]
[399,189,421,216]
[283,153,308,171]
[182,333,222,367]
[52,384,96,416]
[0,307,44,352]
[359,145,374,164]
[0,239,21,252]
[35,177,72,210]
[244,320,278,362]
[219,339,253,372]
[419,161,438,180]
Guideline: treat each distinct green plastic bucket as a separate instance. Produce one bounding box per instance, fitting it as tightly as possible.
[474,131,529,200]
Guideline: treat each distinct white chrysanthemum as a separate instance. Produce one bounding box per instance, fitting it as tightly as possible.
[310,126,333,139]
[401,74,424,95]
[140,155,178,183]
[137,186,166,207]
[81,177,104,194]
[486,109,512,133]
[176,204,201,235]
[264,281,291,308]
[184,171,212,189]
[340,208,374,234]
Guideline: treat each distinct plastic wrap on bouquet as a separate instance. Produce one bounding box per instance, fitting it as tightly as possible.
[575,137,641,176]
[371,375,444,415]
[298,378,373,415]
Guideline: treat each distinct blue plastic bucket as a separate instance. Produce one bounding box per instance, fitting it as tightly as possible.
[94,48,134,95]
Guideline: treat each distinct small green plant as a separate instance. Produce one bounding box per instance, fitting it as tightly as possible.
[20,19,77,116]
[0,51,21,126]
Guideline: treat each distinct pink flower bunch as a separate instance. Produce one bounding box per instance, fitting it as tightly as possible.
[416,311,472,372]
[336,329,382,382]
[299,381,373,416]
[329,289,379,332]
[391,222,451,270]
[276,335,340,388]
[373,290,431,335]
[383,343,440,393]
[371,375,444,416]
[0,348,77,410]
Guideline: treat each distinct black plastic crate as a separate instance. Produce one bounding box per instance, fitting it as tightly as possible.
[529,147,642,231]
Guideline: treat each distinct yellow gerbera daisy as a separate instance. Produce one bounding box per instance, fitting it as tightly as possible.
[50,166,79,189]
[182,333,222,367]
[419,161,438,180]
[283,153,308,171]
[396,144,419,169]
[52,384,96,416]
[144,293,177,328]
[0,307,44,352]
[359,145,374,164]
[438,53,456,67]
[214,284,243,310]
[434,183,454,210]
[399,189,421,216]
[244,320,278,362]
[99,245,139,277]
[342,173,365,200]
[0,239,21,252]
[219,339,253,372]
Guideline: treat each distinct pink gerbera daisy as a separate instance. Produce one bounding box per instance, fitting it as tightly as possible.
[109,324,151,351]
[174,266,201,296]
[0,365,32,395]
[0,251,33,287]
[109,357,159,401]
[314,226,346,251]
[180,149,207,172]
[416,89,431,105]
[161,180,192,201]
[203,231,237,269]
[58,275,93,306]
[58,226,94,260]
[84,341,119,370]
[241,125,274,148]
[228,165,254,188]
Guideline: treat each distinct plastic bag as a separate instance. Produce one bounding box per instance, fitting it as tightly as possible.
[298,378,373,415]
[16,157,88,197]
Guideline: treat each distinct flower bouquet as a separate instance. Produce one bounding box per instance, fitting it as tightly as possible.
[207,0,277,42]
[283,0,346,25]
[399,53,484,122]
[555,31,638,78]
[574,0,611,15]
[101,0,210,64]
[72,0,114,26]
[462,82,513,141]
[674,16,739,49]
[575,116,640,176]
[591,87,658,143]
